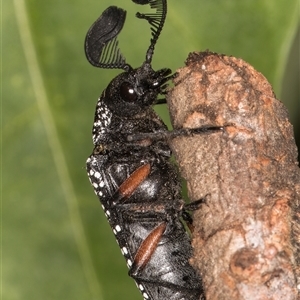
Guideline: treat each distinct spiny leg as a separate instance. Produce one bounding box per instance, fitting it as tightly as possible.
[182,196,208,232]
[127,125,226,143]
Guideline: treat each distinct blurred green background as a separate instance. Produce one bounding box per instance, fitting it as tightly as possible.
[3,0,299,299]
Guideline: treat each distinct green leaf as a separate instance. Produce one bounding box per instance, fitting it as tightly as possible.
[3,0,298,299]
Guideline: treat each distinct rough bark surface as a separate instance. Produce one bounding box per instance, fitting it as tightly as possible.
[167,51,300,300]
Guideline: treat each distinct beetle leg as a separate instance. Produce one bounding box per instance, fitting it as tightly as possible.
[184,196,208,212]
[182,196,208,232]
[127,125,226,143]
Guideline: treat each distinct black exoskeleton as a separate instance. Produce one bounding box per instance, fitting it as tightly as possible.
[85,1,222,299]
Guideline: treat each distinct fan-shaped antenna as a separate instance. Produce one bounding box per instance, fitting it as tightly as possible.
[85,6,131,71]
[132,0,167,63]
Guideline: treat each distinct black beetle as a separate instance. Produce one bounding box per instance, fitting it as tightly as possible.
[85,1,223,299]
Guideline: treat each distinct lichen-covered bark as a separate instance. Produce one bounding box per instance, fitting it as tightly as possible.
[167,51,300,300]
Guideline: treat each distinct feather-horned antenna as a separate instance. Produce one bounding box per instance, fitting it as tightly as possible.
[133,0,167,64]
[85,6,131,71]
[84,0,167,71]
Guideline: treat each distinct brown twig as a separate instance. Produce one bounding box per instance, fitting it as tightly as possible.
[167,51,300,300]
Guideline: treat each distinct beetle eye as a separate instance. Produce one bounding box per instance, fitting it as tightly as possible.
[120,82,137,102]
